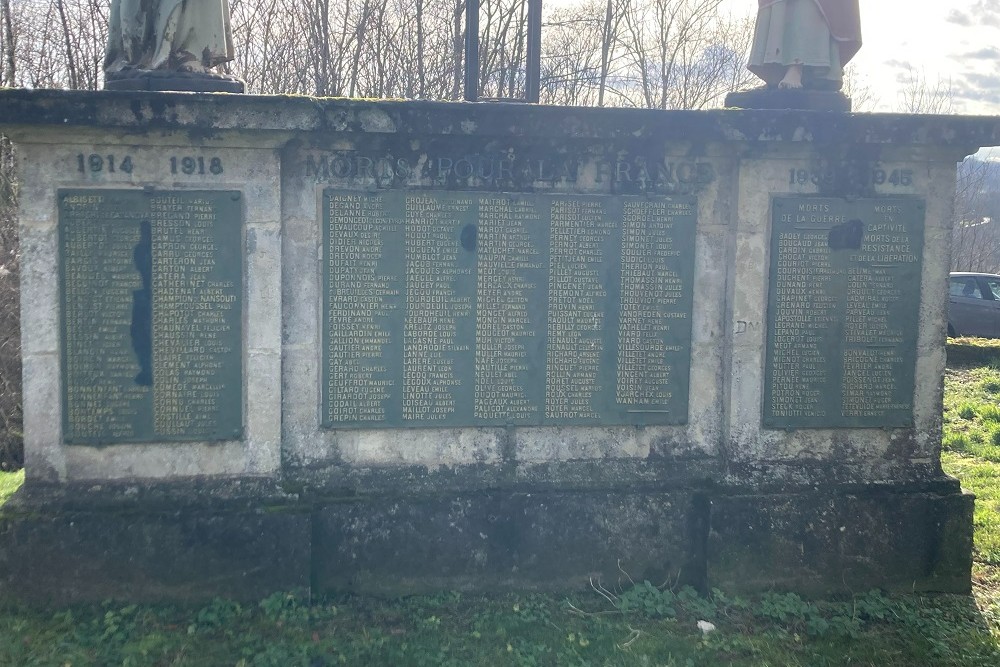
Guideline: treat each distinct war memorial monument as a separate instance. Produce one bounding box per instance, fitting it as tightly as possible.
[0,1,995,602]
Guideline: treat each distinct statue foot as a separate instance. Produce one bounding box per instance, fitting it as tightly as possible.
[178,62,208,74]
[778,64,803,90]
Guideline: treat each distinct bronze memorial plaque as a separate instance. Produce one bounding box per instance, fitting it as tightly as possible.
[322,190,697,428]
[764,196,925,429]
[59,189,243,444]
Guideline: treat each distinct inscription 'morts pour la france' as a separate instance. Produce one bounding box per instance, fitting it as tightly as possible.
[322,190,696,428]
[764,196,925,429]
[59,189,243,444]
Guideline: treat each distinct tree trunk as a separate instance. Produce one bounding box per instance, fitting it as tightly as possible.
[55,0,79,89]
[1,0,15,87]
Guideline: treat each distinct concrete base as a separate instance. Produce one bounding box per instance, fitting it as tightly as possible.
[708,481,975,595]
[725,87,851,111]
[0,509,311,604]
[104,70,245,93]
[313,489,709,595]
[0,479,972,603]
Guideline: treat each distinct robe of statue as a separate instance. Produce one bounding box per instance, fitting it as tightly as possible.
[105,0,235,73]
[748,0,862,89]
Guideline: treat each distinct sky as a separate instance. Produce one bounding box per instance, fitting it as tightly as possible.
[718,0,1000,114]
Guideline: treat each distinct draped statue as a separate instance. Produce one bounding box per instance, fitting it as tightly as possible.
[105,0,240,90]
[748,0,862,91]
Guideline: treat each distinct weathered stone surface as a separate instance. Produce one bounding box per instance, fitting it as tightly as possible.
[0,476,971,603]
[313,489,708,595]
[0,89,990,600]
[708,480,974,595]
[105,70,245,93]
[0,507,309,604]
[0,89,997,149]
[10,127,284,483]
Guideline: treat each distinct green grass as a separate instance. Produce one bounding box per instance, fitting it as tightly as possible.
[0,586,997,666]
[943,364,1000,567]
[947,336,1000,367]
[944,453,1000,565]
[0,468,22,507]
[942,366,1000,462]
[940,364,1000,662]
[1,368,1000,665]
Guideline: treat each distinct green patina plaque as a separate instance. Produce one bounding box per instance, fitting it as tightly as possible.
[764,196,925,429]
[322,190,696,428]
[59,189,243,444]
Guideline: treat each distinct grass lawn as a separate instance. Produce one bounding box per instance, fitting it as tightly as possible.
[942,360,1000,566]
[1,583,998,666]
[0,362,999,665]
[939,359,1000,667]
[0,467,21,507]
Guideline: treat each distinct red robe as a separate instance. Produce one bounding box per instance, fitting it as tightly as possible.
[758,0,862,65]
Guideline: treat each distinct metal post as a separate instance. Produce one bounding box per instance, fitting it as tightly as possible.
[525,0,542,103]
[464,0,479,102]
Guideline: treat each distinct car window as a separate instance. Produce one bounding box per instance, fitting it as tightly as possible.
[951,277,984,299]
[985,279,1000,300]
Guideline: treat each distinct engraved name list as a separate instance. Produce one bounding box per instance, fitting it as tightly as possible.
[764,197,925,429]
[323,190,696,428]
[59,189,243,444]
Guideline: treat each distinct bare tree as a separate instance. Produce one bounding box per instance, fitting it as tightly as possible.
[1,0,16,86]
[539,4,603,106]
[539,0,752,110]
[897,65,955,115]
[476,0,528,99]
[0,0,18,464]
[952,156,1000,273]
[2,0,759,106]
[618,0,721,109]
[0,138,19,470]
[841,63,878,113]
[890,65,993,273]
[667,12,753,109]
[597,0,626,106]
[539,0,635,107]
[0,160,20,470]
[54,0,80,88]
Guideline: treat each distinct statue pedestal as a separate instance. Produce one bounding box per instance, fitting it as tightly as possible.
[105,70,245,93]
[726,86,851,112]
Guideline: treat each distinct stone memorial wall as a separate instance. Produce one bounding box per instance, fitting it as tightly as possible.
[0,91,993,602]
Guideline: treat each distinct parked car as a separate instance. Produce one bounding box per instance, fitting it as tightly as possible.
[948,272,1000,337]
